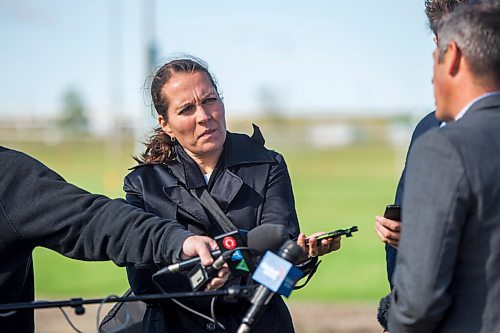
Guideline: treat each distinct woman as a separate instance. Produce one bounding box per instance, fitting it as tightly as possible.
[125,56,340,332]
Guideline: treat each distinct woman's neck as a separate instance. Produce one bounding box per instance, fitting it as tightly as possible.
[186,149,223,175]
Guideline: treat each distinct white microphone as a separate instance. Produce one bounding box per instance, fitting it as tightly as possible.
[237,240,304,333]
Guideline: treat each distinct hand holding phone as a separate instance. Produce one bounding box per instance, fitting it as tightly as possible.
[375,204,401,248]
[304,226,358,246]
[384,204,401,222]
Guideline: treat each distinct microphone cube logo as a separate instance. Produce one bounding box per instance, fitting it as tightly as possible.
[222,236,237,250]
[215,230,255,274]
[252,251,303,298]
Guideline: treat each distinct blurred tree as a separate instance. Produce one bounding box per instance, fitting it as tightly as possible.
[258,85,281,115]
[58,88,89,135]
[257,85,286,125]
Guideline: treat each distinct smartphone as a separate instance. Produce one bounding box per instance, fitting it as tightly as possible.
[384,204,401,222]
[304,226,358,246]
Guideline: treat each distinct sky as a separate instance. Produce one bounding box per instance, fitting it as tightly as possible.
[0,0,437,121]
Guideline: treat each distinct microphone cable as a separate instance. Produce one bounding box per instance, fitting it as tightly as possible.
[57,306,84,333]
[151,246,254,331]
[96,294,129,333]
[0,310,16,317]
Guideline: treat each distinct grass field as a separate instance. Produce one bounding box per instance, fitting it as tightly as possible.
[5,134,403,301]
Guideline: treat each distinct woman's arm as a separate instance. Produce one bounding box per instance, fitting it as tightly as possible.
[259,153,300,238]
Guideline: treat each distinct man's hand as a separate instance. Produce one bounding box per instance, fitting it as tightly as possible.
[181,235,230,290]
[375,216,401,248]
[205,265,230,290]
[181,235,218,264]
[296,232,341,257]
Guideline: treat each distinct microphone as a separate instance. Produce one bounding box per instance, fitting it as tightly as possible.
[159,249,222,275]
[155,224,289,277]
[377,293,391,332]
[237,240,305,333]
[188,224,290,291]
[246,224,289,255]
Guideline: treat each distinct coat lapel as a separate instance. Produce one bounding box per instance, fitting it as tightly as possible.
[209,169,243,213]
[162,185,212,229]
[209,126,273,212]
[160,126,272,228]
[161,163,212,230]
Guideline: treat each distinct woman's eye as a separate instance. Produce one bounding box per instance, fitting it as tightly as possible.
[203,97,217,104]
[179,105,194,114]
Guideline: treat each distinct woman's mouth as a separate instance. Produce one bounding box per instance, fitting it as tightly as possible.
[199,129,216,139]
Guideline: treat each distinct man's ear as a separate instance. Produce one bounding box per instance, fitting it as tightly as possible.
[158,115,173,137]
[446,41,462,77]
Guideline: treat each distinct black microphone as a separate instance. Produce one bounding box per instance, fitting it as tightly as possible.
[246,224,289,254]
[158,249,222,275]
[377,292,391,332]
[155,224,289,276]
[237,240,304,333]
[188,224,290,290]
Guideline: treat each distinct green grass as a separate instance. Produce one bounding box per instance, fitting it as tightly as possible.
[5,139,401,300]
[8,139,136,297]
[284,145,397,301]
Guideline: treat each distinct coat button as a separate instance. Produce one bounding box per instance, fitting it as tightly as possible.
[206,322,217,331]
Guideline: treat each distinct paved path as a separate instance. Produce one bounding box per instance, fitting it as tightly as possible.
[35,301,382,333]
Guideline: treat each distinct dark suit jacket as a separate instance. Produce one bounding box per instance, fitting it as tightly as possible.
[389,94,500,332]
[0,147,193,333]
[386,111,440,287]
[124,127,300,333]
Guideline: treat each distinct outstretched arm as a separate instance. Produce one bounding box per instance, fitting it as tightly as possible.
[1,149,192,267]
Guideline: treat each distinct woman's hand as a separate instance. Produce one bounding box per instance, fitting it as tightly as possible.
[296,232,341,257]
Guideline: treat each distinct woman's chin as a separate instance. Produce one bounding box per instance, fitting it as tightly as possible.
[195,143,224,158]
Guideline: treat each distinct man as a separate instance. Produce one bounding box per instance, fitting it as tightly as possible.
[389,1,500,331]
[375,0,470,288]
[0,147,221,332]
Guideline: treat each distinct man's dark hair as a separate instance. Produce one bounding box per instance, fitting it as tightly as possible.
[436,0,500,85]
[425,0,472,35]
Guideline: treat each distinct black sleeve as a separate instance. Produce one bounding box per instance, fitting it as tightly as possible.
[0,149,193,268]
[260,153,300,238]
[387,112,440,287]
[259,153,320,280]
[123,174,164,295]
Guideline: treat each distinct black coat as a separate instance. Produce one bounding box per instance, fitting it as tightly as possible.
[124,127,300,332]
[0,147,194,333]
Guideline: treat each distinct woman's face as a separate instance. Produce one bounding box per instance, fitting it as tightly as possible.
[159,71,226,162]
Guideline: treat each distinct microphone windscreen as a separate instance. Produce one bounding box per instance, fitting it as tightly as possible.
[278,239,305,265]
[247,224,289,254]
[376,292,391,331]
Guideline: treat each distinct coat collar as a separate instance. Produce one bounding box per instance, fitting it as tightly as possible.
[172,124,274,190]
[172,144,206,190]
[224,124,275,168]
[163,124,274,220]
[464,92,500,117]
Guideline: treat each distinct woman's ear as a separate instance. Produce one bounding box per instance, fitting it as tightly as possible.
[158,115,173,137]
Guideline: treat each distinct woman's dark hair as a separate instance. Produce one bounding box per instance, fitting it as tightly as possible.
[135,56,220,165]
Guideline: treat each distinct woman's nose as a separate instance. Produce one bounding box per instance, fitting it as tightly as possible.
[196,106,211,123]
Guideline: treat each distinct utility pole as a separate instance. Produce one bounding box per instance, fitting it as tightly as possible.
[135,0,159,154]
[108,0,124,136]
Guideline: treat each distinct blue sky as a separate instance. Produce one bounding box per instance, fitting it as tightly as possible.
[0,0,436,119]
